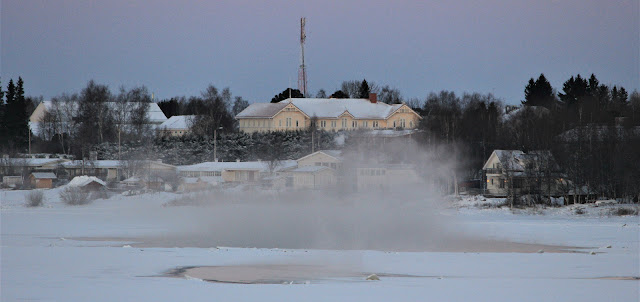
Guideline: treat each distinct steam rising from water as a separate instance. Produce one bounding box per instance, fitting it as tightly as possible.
[137,141,471,251]
[153,188,446,250]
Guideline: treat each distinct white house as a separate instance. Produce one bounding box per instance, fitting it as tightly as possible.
[482,150,566,196]
[177,160,298,185]
[29,101,168,135]
[157,115,195,137]
[296,150,343,170]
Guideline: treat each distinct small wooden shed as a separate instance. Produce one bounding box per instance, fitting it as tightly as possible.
[29,172,57,189]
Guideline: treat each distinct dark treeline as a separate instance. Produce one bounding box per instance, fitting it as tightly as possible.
[3,75,639,199]
[415,74,640,200]
[0,77,29,151]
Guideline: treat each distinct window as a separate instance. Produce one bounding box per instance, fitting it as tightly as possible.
[409,121,413,128]
[331,121,337,128]
[286,118,292,127]
[363,121,368,127]
[296,120,299,127]
[320,120,327,128]
[373,121,379,128]
[279,120,282,127]
[342,118,347,128]
[352,121,357,128]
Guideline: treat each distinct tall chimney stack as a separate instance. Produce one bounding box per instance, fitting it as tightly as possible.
[369,93,377,104]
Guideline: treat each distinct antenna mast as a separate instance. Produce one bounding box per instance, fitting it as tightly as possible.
[298,17,308,97]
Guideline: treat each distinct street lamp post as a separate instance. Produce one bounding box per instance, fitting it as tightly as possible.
[214,126,223,161]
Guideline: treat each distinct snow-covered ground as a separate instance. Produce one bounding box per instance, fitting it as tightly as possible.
[1,189,638,301]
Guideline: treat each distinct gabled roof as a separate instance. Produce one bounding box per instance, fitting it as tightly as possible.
[236,98,419,120]
[159,115,195,130]
[30,172,57,179]
[235,102,288,118]
[296,150,343,162]
[482,150,524,170]
[68,176,106,187]
[483,150,558,172]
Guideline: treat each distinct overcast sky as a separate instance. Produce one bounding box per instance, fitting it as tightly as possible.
[2,0,638,105]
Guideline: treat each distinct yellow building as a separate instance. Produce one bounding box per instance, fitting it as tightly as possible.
[236,95,421,133]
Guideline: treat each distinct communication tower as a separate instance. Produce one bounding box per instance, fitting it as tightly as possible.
[298,17,308,96]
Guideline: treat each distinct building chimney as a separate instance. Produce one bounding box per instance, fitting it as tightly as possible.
[369,93,377,104]
[89,151,98,161]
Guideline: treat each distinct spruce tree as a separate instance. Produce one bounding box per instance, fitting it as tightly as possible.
[523,74,554,108]
[358,79,370,99]
[15,77,29,146]
[4,79,16,148]
[0,78,5,147]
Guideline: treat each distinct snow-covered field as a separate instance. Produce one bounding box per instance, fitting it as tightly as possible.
[1,189,638,301]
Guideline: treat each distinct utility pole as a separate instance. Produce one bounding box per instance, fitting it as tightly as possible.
[214,127,223,161]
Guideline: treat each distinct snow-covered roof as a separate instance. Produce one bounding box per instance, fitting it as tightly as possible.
[318,150,343,159]
[235,103,288,118]
[484,150,557,172]
[62,160,121,168]
[67,176,106,187]
[296,150,344,163]
[30,172,57,179]
[177,160,298,173]
[121,176,141,183]
[146,103,169,123]
[236,98,413,120]
[1,158,67,167]
[159,115,195,130]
